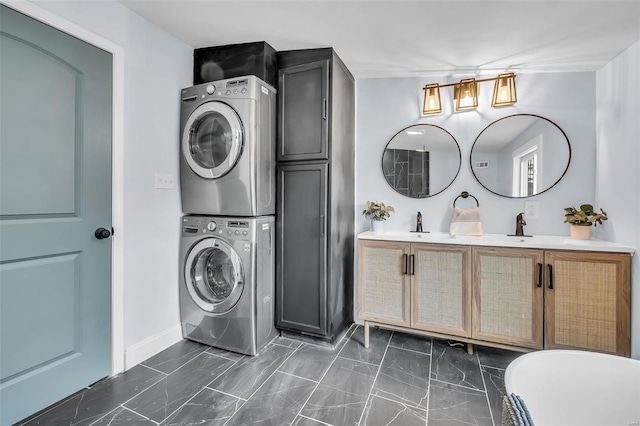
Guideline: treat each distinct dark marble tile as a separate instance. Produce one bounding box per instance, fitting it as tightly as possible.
[338,325,392,366]
[142,339,208,374]
[208,344,294,399]
[123,353,234,423]
[226,371,317,425]
[271,336,303,349]
[90,407,156,426]
[23,364,165,426]
[278,342,338,381]
[291,415,330,425]
[372,346,430,408]
[430,339,484,391]
[163,387,243,426]
[477,345,523,370]
[389,331,432,354]
[344,322,358,337]
[482,366,506,426]
[428,380,492,426]
[301,357,377,426]
[382,149,395,176]
[205,346,246,362]
[360,395,427,426]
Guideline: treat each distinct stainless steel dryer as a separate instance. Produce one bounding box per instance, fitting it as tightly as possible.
[180,75,276,216]
[179,215,277,355]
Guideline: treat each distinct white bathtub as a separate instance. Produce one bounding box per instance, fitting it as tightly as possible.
[505,350,640,426]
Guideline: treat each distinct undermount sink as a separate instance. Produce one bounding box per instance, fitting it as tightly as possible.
[360,230,635,255]
[378,232,587,246]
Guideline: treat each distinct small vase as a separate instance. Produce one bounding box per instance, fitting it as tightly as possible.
[570,225,591,240]
[371,220,384,233]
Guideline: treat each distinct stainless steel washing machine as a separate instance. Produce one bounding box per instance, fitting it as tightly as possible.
[179,215,277,355]
[180,75,276,216]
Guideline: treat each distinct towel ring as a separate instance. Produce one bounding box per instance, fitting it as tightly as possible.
[453,191,479,208]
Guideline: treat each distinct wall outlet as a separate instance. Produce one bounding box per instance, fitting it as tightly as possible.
[524,201,540,220]
[154,173,174,189]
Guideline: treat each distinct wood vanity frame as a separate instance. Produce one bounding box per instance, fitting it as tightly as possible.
[357,236,632,357]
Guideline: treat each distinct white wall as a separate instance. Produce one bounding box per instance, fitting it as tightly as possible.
[356,72,596,236]
[31,1,192,360]
[596,39,640,359]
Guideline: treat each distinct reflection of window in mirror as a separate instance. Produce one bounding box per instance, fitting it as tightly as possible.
[512,135,543,197]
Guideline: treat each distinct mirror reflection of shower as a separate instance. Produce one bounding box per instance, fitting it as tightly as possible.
[382,124,461,199]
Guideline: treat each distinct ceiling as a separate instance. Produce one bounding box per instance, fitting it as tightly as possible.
[120,1,640,78]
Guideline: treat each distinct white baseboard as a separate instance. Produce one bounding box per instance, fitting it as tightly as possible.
[124,324,183,370]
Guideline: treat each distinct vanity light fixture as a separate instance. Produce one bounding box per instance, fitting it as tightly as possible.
[422,83,442,115]
[422,73,517,115]
[491,73,517,107]
[453,78,479,111]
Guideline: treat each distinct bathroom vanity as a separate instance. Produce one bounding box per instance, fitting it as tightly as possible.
[357,232,634,356]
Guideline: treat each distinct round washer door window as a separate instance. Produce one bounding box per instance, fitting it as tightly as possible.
[182,102,243,179]
[185,238,244,313]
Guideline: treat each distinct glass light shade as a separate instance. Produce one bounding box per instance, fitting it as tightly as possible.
[492,73,517,107]
[422,84,442,115]
[454,79,478,111]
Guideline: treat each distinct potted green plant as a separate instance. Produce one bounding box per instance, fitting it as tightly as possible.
[362,201,395,233]
[563,204,608,240]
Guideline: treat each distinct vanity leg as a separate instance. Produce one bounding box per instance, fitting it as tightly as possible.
[364,321,370,349]
[466,343,474,355]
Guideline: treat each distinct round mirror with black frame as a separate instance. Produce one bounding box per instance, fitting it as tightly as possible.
[470,114,571,198]
[382,124,461,198]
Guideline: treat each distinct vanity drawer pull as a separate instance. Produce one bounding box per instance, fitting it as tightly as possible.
[403,254,408,275]
[410,254,415,275]
[547,264,554,289]
[537,263,543,288]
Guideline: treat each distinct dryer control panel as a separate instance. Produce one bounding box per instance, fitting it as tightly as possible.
[180,75,275,104]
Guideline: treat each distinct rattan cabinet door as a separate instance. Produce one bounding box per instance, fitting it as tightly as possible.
[472,247,544,349]
[411,244,471,337]
[357,240,411,327]
[544,251,630,356]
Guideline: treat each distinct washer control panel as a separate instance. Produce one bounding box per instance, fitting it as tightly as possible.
[182,216,251,241]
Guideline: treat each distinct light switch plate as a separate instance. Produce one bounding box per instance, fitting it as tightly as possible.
[524,201,540,220]
[154,173,174,189]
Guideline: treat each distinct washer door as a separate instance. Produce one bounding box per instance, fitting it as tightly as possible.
[185,238,244,313]
[182,101,244,179]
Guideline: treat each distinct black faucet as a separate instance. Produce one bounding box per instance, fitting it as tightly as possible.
[515,212,526,236]
[416,211,423,233]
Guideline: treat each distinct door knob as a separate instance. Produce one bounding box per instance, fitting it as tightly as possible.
[95,228,112,240]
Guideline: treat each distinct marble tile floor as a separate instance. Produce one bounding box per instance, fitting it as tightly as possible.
[19,324,522,426]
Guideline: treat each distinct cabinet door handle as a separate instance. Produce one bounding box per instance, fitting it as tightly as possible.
[403,254,408,275]
[547,263,554,289]
[320,215,326,237]
[410,254,415,275]
[322,98,328,120]
[537,262,543,288]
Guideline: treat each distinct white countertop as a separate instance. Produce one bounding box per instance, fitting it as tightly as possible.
[357,231,636,254]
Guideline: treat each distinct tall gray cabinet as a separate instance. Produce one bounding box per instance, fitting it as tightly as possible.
[275,48,355,344]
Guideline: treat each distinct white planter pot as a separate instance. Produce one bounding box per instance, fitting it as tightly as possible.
[371,220,384,233]
[570,225,592,240]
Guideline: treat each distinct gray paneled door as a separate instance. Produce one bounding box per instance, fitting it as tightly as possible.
[0,5,113,424]
[276,163,327,336]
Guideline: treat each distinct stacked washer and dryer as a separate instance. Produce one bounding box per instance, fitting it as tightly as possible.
[178,75,278,355]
